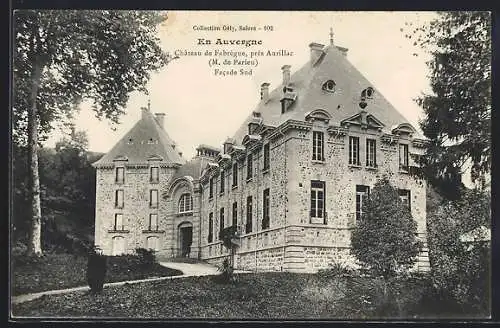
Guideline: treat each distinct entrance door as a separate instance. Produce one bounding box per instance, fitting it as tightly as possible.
[179,223,193,258]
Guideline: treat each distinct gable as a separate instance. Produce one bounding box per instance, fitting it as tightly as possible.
[340,111,385,130]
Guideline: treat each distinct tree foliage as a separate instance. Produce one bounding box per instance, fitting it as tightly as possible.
[13,10,171,254]
[351,178,422,278]
[13,10,169,145]
[426,188,490,314]
[12,130,103,252]
[405,12,491,195]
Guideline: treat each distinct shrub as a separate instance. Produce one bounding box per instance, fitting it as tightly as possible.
[317,262,352,279]
[351,177,423,279]
[135,248,156,268]
[215,258,234,284]
[86,248,107,294]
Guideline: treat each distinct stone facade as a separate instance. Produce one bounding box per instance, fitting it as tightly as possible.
[94,40,430,272]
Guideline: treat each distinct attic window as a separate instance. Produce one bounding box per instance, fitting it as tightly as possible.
[361,87,375,100]
[127,138,133,145]
[322,80,336,93]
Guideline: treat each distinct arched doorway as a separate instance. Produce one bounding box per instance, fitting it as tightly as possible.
[178,222,193,258]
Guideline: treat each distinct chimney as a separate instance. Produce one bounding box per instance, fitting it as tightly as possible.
[336,45,349,57]
[141,107,149,119]
[154,113,165,128]
[281,65,291,85]
[260,82,270,102]
[309,42,325,65]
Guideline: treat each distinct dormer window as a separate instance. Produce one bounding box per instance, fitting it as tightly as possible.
[361,87,375,100]
[322,80,336,93]
[127,138,133,145]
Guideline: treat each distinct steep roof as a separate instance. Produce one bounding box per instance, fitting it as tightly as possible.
[233,44,422,144]
[93,108,185,166]
[171,155,211,181]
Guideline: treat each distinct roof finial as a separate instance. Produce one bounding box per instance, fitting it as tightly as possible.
[329,27,334,46]
[147,98,151,111]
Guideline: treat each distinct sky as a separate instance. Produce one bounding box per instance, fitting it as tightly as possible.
[44,11,437,160]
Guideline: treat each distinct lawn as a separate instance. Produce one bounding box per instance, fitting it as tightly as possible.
[11,252,183,296]
[11,272,486,319]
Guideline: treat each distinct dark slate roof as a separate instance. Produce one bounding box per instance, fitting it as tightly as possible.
[93,109,185,166]
[232,44,422,144]
[171,156,211,181]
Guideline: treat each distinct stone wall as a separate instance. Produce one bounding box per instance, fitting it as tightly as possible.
[94,164,176,255]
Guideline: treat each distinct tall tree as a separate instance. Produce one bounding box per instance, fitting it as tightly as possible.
[405,12,491,196]
[13,10,173,255]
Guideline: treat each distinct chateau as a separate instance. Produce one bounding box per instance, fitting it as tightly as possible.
[93,38,430,272]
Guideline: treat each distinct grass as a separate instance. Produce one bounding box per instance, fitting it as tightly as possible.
[11,272,488,319]
[11,252,183,296]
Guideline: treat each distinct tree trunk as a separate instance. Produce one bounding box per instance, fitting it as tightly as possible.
[27,62,43,256]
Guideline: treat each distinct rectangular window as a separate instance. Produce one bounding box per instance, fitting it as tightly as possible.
[366,139,377,167]
[262,188,270,229]
[310,181,326,224]
[398,189,411,212]
[149,213,158,231]
[219,208,225,239]
[115,167,124,184]
[150,189,158,208]
[399,144,409,171]
[232,163,238,187]
[220,170,225,194]
[312,131,325,161]
[208,212,213,243]
[150,166,159,183]
[115,189,124,209]
[232,202,238,227]
[209,177,214,199]
[247,154,253,180]
[349,136,360,165]
[356,185,370,221]
[246,196,253,233]
[114,213,123,230]
[263,143,270,171]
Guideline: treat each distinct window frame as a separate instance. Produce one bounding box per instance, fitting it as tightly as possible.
[349,136,360,166]
[219,208,225,239]
[246,196,253,233]
[115,189,124,209]
[150,189,159,208]
[220,170,225,194]
[246,154,253,181]
[310,180,326,224]
[150,166,159,183]
[232,162,238,187]
[366,138,377,168]
[398,189,411,212]
[115,167,125,184]
[114,213,124,231]
[209,176,214,199]
[262,188,270,229]
[208,212,213,243]
[399,144,409,172]
[312,131,325,162]
[178,193,193,214]
[232,202,238,227]
[355,185,370,221]
[263,143,270,172]
[149,213,158,231]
